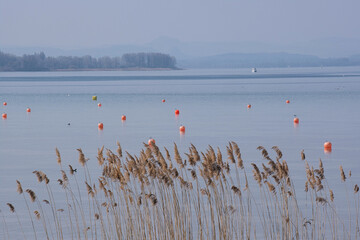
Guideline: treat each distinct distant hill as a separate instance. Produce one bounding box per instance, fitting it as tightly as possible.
[2,43,360,71]
[1,37,271,59]
[177,52,360,69]
[2,37,360,59]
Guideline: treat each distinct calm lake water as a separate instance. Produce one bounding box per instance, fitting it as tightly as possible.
[1,67,360,238]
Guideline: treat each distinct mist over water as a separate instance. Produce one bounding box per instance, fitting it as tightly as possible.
[1,67,360,238]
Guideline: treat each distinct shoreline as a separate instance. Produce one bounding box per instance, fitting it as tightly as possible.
[55,67,183,72]
[0,67,183,72]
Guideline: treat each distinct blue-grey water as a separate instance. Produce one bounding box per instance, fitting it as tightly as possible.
[1,67,360,238]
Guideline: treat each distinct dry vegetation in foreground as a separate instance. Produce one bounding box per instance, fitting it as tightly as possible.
[2,142,360,239]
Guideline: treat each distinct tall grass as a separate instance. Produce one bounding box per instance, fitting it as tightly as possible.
[2,142,359,239]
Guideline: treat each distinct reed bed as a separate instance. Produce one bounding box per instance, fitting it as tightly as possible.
[2,142,359,239]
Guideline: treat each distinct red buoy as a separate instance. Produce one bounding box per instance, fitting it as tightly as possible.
[286,100,290,104]
[3,102,7,106]
[121,115,126,121]
[324,142,332,152]
[175,109,180,115]
[179,125,185,133]
[162,99,165,103]
[98,103,102,107]
[26,108,31,113]
[2,113,7,119]
[98,122,103,129]
[148,138,155,146]
[293,115,299,124]
[247,104,251,109]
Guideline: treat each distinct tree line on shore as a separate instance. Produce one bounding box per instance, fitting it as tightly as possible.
[0,51,177,71]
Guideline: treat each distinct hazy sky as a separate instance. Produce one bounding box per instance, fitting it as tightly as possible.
[1,0,359,48]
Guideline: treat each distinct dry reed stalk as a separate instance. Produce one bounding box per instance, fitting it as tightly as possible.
[97,146,105,165]
[69,165,77,175]
[355,185,359,194]
[340,166,346,182]
[17,181,38,239]
[16,180,23,194]
[6,203,15,213]
[77,148,87,166]
[251,163,262,186]
[6,142,360,239]
[55,148,61,165]
[0,209,10,239]
[329,190,334,202]
[226,145,235,164]
[174,143,184,168]
[300,150,305,160]
[26,189,36,202]
[116,141,123,158]
[232,142,243,169]
[272,146,283,160]
[34,211,41,220]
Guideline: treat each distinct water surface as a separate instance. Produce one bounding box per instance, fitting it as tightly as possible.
[1,67,360,237]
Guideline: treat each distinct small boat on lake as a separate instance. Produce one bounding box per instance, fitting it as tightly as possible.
[252,68,257,73]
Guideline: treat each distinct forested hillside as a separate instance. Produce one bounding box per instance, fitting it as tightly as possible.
[0,52,177,71]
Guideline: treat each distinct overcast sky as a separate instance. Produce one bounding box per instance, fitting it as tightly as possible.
[0,0,359,48]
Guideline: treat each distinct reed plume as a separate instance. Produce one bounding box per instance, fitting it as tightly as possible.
[77,148,87,166]
[354,185,359,194]
[6,203,15,213]
[26,189,36,202]
[174,143,184,167]
[340,165,346,182]
[34,211,41,220]
[300,149,305,160]
[329,190,334,201]
[69,165,77,175]
[16,180,23,194]
[55,147,61,165]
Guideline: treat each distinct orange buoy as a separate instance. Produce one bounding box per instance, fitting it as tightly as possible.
[26,107,31,113]
[3,102,7,106]
[293,115,299,124]
[2,113,7,119]
[175,109,180,115]
[121,115,126,121]
[148,138,155,146]
[98,103,102,107]
[247,104,251,109]
[162,99,165,103]
[98,122,103,129]
[286,100,290,104]
[324,142,332,152]
[179,125,185,133]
